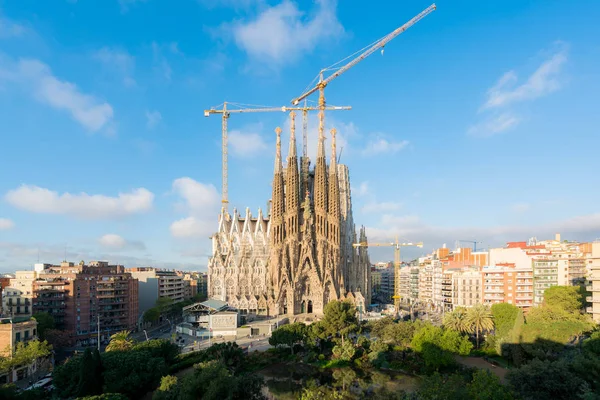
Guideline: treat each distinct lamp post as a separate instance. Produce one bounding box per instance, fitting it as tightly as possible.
[143,330,149,341]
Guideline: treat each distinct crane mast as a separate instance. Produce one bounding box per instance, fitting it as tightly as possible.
[353,239,423,315]
[204,102,351,210]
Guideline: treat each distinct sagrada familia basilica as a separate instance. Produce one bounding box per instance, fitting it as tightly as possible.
[208,112,371,316]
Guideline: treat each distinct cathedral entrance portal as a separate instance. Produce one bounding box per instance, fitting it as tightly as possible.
[307,300,313,314]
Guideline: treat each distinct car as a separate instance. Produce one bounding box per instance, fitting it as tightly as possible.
[25,377,53,391]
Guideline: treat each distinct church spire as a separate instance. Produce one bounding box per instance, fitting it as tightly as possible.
[285,112,300,236]
[313,124,328,240]
[271,127,285,246]
[328,128,341,242]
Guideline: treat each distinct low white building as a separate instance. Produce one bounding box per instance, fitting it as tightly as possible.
[177,299,238,338]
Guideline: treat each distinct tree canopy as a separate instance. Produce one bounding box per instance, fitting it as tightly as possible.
[269,323,309,354]
[543,286,585,314]
[105,330,135,352]
[32,312,55,340]
[320,300,358,343]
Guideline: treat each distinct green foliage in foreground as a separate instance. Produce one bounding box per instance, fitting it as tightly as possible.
[53,339,179,399]
[153,360,265,400]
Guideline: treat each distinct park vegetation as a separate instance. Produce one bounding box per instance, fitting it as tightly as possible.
[1,285,597,399]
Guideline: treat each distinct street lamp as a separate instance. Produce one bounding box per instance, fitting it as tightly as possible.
[143,330,149,341]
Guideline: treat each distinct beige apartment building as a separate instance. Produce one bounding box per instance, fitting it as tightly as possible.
[453,268,481,308]
[127,268,185,316]
[2,271,37,317]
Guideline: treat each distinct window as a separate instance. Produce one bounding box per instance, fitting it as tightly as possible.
[15,332,21,342]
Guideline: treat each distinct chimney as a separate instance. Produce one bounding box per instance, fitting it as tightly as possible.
[555,233,561,242]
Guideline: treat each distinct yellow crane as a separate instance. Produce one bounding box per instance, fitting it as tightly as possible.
[204,101,351,210]
[290,4,436,144]
[353,238,423,314]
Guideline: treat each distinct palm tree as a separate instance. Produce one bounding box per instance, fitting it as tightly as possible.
[443,307,470,333]
[465,304,494,348]
[105,330,135,352]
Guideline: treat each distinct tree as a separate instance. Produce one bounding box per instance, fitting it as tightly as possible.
[133,339,180,365]
[543,286,585,314]
[465,304,494,348]
[443,307,469,333]
[507,358,585,400]
[320,300,358,345]
[32,312,55,340]
[178,360,265,400]
[269,323,309,354]
[153,375,179,400]
[143,307,161,324]
[411,324,472,370]
[105,330,135,352]
[332,341,356,362]
[102,350,168,398]
[45,329,72,349]
[0,339,52,382]
[77,348,103,397]
[490,303,520,339]
[467,370,513,400]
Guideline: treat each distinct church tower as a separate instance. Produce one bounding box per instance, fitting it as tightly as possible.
[269,127,286,309]
[284,112,301,288]
[327,128,344,294]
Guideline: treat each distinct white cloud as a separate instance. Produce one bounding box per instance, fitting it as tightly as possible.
[146,110,162,129]
[361,201,403,214]
[469,44,568,138]
[229,0,343,65]
[365,211,600,256]
[482,45,568,110]
[152,42,172,81]
[467,113,521,137]
[362,136,409,156]
[353,181,369,197]
[0,218,14,230]
[0,241,204,273]
[511,202,531,213]
[93,47,136,87]
[99,233,126,248]
[170,178,220,238]
[5,185,153,219]
[0,58,114,132]
[0,14,26,38]
[229,126,268,157]
[98,233,146,251]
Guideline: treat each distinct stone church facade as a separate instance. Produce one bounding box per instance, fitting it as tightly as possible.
[208,113,370,316]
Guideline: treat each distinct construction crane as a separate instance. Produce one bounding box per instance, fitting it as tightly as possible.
[204,101,351,210]
[353,238,423,315]
[290,4,436,144]
[458,240,482,252]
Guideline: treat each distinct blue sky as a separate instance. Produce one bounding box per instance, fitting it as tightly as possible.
[1,0,599,272]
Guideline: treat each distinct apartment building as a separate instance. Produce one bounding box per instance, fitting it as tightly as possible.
[453,268,481,308]
[371,268,383,299]
[441,270,456,311]
[2,271,37,317]
[587,242,600,323]
[418,264,433,304]
[481,265,534,310]
[532,258,559,305]
[0,317,38,357]
[0,317,39,384]
[379,267,395,303]
[127,268,185,316]
[33,261,139,347]
[398,268,410,303]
